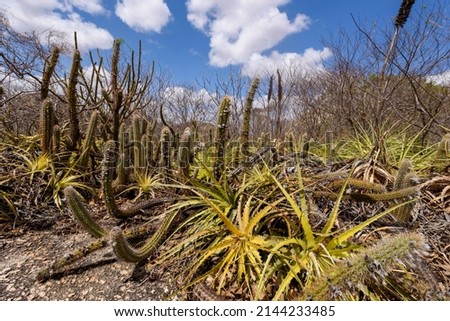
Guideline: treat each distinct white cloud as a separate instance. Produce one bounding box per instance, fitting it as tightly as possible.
[0,0,113,52]
[427,70,450,86]
[186,0,310,67]
[243,48,333,77]
[115,0,171,33]
[70,0,106,15]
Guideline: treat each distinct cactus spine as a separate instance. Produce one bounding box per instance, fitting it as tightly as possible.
[213,96,231,180]
[40,99,55,155]
[63,186,107,238]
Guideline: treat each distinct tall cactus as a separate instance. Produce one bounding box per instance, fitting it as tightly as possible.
[102,140,124,218]
[159,126,172,181]
[117,123,129,185]
[213,96,231,180]
[79,111,99,170]
[66,48,81,150]
[41,47,60,101]
[132,115,144,177]
[178,127,192,178]
[40,99,55,155]
[52,124,60,155]
[240,77,260,164]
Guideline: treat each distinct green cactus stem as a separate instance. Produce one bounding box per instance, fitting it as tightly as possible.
[436,133,450,172]
[64,186,107,238]
[132,115,145,176]
[79,111,99,170]
[178,127,192,178]
[299,232,433,300]
[52,124,60,155]
[159,127,171,180]
[40,99,55,155]
[117,123,129,185]
[391,158,418,224]
[110,210,181,262]
[213,96,231,180]
[67,48,81,151]
[240,77,260,164]
[36,223,157,282]
[349,185,418,202]
[393,158,413,190]
[41,47,60,101]
[326,178,387,194]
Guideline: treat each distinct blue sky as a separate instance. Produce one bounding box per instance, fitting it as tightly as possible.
[0,0,446,84]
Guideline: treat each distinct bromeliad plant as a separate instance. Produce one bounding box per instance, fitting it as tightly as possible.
[155,161,419,300]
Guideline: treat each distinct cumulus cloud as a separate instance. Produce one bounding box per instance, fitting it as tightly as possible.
[70,0,106,15]
[0,0,113,52]
[186,0,310,67]
[427,70,450,86]
[243,48,333,77]
[115,0,171,33]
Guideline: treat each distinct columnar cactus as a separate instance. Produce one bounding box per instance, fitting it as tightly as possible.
[67,49,81,151]
[40,99,55,155]
[240,77,260,164]
[213,96,231,180]
[117,123,130,185]
[159,126,172,180]
[41,47,60,101]
[392,158,418,224]
[178,127,192,178]
[79,111,99,170]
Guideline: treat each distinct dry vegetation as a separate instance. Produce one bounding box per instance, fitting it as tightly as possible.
[1,1,449,301]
